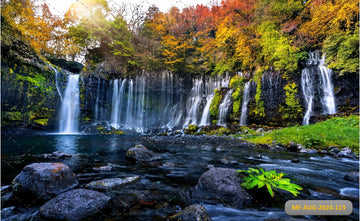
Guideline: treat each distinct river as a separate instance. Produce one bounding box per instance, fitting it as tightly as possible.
[2,134,359,220]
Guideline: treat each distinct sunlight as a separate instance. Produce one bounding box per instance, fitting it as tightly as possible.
[46,0,77,16]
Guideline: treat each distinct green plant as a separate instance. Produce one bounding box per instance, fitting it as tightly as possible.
[237,167,302,197]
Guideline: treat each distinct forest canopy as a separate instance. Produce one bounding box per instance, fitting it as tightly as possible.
[2,0,359,76]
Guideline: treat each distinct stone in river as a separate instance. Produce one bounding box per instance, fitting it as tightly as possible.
[169,204,212,221]
[85,176,140,190]
[12,163,78,205]
[344,172,359,182]
[125,144,158,161]
[39,189,110,220]
[191,167,252,208]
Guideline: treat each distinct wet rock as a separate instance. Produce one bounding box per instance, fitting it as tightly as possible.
[39,189,110,220]
[287,141,298,152]
[85,176,140,190]
[328,146,340,153]
[344,172,359,182]
[337,147,354,158]
[93,165,112,171]
[256,128,264,133]
[1,185,14,208]
[126,144,158,161]
[191,167,252,208]
[40,151,73,159]
[254,154,262,159]
[291,159,300,163]
[1,206,39,221]
[300,148,317,154]
[12,163,78,204]
[169,204,212,221]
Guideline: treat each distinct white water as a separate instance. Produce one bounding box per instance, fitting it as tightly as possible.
[183,79,204,127]
[50,65,63,100]
[301,51,336,125]
[319,56,336,114]
[199,94,214,126]
[217,89,233,126]
[110,79,126,129]
[301,68,314,125]
[240,82,251,126]
[58,74,80,134]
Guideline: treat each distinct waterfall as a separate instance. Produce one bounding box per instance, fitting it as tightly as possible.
[301,68,314,125]
[58,74,80,134]
[240,82,251,126]
[183,79,203,127]
[50,65,63,100]
[301,51,336,125]
[125,79,134,129]
[199,94,214,126]
[110,79,126,129]
[217,89,233,126]
[319,56,336,114]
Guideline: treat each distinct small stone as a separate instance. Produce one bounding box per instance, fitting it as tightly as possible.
[254,154,262,159]
[320,150,327,154]
[256,128,264,133]
[93,165,112,171]
[126,145,157,161]
[169,204,212,221]
[328,146,340,153]
[291,158,300,163]
[344,172,359,182]
[338,147,354,158]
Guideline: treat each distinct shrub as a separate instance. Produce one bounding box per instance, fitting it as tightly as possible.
[237,167,302,197]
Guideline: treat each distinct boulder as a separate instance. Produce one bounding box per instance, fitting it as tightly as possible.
[337,147,354,158]
[126,144,158,161]
[12,163,78,204]
[169,204,212,221]
[85,176,140,190]
[344,172,359,182]
[39,189,110,220]
[191,167,252,208]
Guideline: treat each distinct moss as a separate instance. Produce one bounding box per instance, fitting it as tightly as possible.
[229,75,246,119]
[279,82,303,126]
[251,72,265,118]
[33,119,49,126]
[210,89,222,124]
[245,115,359,152]
[184,124,198,134]
[2,111,23,121]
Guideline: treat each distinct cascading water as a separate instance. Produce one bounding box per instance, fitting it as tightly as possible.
[110,79,126,129]
[301,68,314,125]
[58,74,80,134]
[319,56,336,114]
[240,82,251,126]
[217,89,233,126]
[50,65,63,99]
[183,79,203,127]
[301,51,336,125]
[199,94,214,126]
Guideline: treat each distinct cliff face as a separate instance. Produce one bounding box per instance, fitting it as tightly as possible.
[1,19,358,134]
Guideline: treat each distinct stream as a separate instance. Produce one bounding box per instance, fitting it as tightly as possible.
[2,134,359,220]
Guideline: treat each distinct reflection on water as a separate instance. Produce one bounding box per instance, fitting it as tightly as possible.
[55,135,80,154]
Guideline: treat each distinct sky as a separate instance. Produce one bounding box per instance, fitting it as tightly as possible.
[45,0,218,17]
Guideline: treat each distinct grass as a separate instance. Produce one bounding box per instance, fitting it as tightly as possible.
[244,115,359,152]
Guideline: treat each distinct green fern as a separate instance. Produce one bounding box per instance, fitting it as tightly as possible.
[237,167,302,197]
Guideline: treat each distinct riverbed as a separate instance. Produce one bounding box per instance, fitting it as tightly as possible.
[2,134,359,220]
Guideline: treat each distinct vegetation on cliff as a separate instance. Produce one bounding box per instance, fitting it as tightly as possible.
[245,115,359,152]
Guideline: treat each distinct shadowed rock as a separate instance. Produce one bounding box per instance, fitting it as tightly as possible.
[191,167,252,208]
[169,204,212,221]
[126,144,158,161]
[39,189,110,220]
[12,163,78,205]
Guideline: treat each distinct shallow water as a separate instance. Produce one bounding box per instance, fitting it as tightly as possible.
[2,135,359,220]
